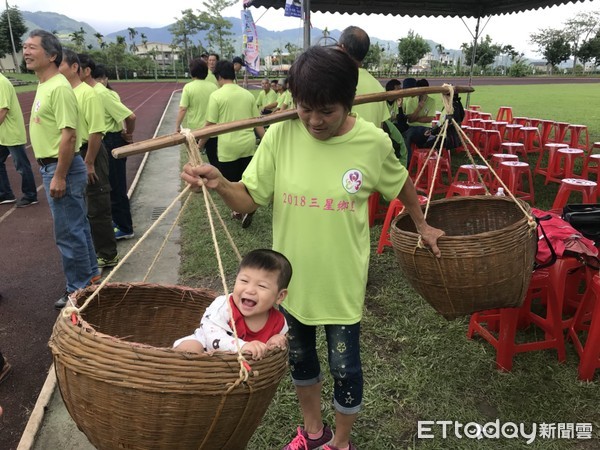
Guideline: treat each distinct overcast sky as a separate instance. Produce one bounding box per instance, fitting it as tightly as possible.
[15,0,600,58]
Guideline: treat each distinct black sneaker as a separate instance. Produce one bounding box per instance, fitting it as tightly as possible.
[0,194,16,205]
[16,198,38,208]
[55,291,76,310]
[241,212,254,229]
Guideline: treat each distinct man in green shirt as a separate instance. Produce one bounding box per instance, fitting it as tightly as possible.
[175,57,218,166]
[339,26,390,128]
[255,78,278,115]
[200,60,264,228]
[0,72,38,207]
[24,29,99,309]
[60,49,119,271]
[78,54,136,241]
[206,53,220,87]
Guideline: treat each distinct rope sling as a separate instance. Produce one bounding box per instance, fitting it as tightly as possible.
[49,129,286,450]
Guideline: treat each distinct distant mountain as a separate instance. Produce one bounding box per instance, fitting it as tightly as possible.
[22,11,99,47]
[20,10,452,59]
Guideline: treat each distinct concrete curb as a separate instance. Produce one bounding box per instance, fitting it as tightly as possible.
[16,367,56,450]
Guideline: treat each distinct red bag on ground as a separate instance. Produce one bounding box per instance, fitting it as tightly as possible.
[532,208,598,269]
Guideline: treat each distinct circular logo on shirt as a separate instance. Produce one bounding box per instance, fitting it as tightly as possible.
[342,169,363,194]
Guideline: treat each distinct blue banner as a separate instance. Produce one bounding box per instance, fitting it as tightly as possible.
[241,10,260,76]
[284,0,302,18]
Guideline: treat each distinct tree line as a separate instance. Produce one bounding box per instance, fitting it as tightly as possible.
[1,5,599,78]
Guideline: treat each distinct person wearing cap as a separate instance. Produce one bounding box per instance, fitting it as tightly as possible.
[232,56,247,88]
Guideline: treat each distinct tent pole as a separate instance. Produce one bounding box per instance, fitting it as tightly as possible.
[466,16,480,108]
[303,0,311,49]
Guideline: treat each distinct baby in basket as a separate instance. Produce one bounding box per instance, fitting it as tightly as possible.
[173,249,290,360]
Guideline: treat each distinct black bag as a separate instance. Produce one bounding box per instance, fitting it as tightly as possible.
[423,92,465,150]
[562,204,600,243]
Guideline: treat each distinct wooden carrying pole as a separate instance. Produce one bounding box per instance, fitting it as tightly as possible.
[112,85,474,159]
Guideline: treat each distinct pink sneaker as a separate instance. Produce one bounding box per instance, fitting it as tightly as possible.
[281,425,333,450]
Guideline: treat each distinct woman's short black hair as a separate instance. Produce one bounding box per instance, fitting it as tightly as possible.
[213,60,235,81]
[189,58,208,79]
[288,46,357,112]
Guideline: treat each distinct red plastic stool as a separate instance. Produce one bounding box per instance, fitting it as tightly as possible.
[491,153,518,171]
[528,118,541,128]
[468,118,484,129]
[491,121,508,137]
[467,269,566,372]
[516,126,542,154]
[480,119,495,130]
[568,274,600,380]
[500,142,524,156]
[539,119,556,146]
[512,116,530,126]
[534,142,569,183]
[445,181,487,198]
[415,155,452,196]
[565,124,590,152]
[376,195,428,254]
[498,161,535,204]
[368,192,388,227]
[470,105,481,111]
[496,106,513,123]
[454,164,491,185]
[555,147,585,179]
[481,129,502,158]
[551,178,598,212]
[407,148,431,180]
[553,122,571,144]
[583,154,600,181]
[503,124,522,142]
[544,258,592,329]
[479,112,493,120]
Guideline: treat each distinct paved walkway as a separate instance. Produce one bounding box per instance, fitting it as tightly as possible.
[20,93,183,450]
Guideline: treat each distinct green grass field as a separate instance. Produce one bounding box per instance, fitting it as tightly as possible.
[178,82,600,449]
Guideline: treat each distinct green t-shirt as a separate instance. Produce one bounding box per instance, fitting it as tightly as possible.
[74,82,106,145]
[276,90,293,110]
[256,89,277,110]
[29,73,79,158]
[205,71,219,87]
[406,95,436,126]
[0,73,26,146]
[352,68,390,127]
[206,83,259,162]
[179,79,218,130]
[241,115,407,325]
[94,83,132,133]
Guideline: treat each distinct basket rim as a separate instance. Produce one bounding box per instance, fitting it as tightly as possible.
[391,195,532,240]
[55,282,285,362]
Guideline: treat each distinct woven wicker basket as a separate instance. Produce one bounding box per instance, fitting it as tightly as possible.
[49,282,288,450]
[390,196,537,320]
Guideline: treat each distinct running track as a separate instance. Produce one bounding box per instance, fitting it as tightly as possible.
[0,81,184,450]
